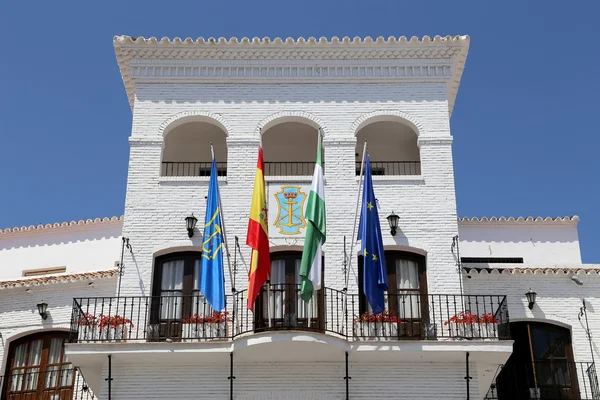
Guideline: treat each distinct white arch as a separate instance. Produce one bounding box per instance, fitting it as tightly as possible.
[351,110,424,137]
[158,111,231,138]
[256,111,329,137]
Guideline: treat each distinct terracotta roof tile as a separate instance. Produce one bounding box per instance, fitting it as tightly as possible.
[0,269,119,290]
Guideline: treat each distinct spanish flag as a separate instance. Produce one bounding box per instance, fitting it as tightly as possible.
[246,146,270,311]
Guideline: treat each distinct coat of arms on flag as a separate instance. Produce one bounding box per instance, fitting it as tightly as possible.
[273,186,307,235]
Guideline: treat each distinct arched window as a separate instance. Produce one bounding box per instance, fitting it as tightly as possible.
[3,332,74,399]
[358,251,427,337]
[149,252,213,341]
[493,322,586,400]
[262,122,319,177]
[356,121,420,176]
[254,251,324,332]
[161,121,227,177]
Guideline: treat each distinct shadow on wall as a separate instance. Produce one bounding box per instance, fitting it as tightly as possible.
[136,86,448,105]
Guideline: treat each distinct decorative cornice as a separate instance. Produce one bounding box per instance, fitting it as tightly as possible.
[128,138,164,147]
[351,110,424,136]
[417,136,453,146]
[458,216,579,227]
[0,216,123,237]
[256,110,328,137]
[114,35,470,114]
[463,266,600,276]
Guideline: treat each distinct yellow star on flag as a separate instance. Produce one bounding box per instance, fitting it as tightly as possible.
[363,248,368,257]
[367,202,374,211]
[372,253,378,261]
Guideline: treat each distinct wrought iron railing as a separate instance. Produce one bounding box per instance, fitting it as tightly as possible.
[355,161,421,176]
[263,161,316,176]
[0,367,97,400]
[161,161,227,177]
[347,293,510,340]
[70,292,508,343]
[485,361,599,400]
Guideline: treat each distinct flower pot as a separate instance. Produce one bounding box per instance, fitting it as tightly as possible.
[479,323,499,339]
[100,326,130,342]
[183,323,227,341]
[77,325,99,342]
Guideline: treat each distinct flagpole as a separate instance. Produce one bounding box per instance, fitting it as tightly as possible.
[256,128,273,328]
[211,143,234,306]
[345,140,367,290]
[344,140,367,331]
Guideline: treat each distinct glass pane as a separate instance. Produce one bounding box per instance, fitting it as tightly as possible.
[60,365,74,387]
[10,369,24,392]
[191,291,212,317]
[24,368,39,390]
[160,293,183,319]
[44,365,59,388]
[295,259,317,321]
[193,259,201,290]
[396,259,419,289]
[161,260,184,290]
[47,338,63,364]
[13,343,27,368]
[397,293,420,319]
[268,260,286,319]
[28,340,43,366]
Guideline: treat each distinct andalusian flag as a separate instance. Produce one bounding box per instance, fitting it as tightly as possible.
[246,146,271,311]
[299,132,326,302]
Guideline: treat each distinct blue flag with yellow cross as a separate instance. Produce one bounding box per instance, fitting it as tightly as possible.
[200,157,226,311]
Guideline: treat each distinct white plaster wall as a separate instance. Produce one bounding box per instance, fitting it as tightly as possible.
[121,82,461,301]
[100,361,477,400]
[0,278,117,375]
[0,224,123,280]
[458,224,582,265]
[463,272,599,364]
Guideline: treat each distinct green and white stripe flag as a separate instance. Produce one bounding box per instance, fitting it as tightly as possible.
[300,131,326,302]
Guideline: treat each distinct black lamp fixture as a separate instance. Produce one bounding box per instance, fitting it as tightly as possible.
[36,302,48,320]
[185,214,198,238]
[386,211,400,236]
[525,289,537,310]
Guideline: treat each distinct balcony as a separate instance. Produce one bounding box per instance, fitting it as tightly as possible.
[161,161,228,177]
[484,361,599,400]
[355,161,421,176]
[70,292,508,343]
[1,367,97,400]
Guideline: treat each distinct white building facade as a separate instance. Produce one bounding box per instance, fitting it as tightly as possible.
[0,35,598,400]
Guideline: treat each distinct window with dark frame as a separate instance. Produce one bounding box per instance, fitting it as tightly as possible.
[150,252,211,340]
[358,251,427,337]
[3,332,74,399]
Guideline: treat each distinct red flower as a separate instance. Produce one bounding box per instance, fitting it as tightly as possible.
[77,313,97,327]
[479,313,498,324]
[98,315,134,329]
[353,310,400,323]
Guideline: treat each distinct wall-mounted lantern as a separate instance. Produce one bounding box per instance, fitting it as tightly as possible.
[386,211,400,236]
[525,289,537,310]
[185,214,198,238]
[36,302,48,320]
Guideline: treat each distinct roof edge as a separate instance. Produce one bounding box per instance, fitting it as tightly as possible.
[458,216,579,226]
[0,269,119,290]
[0,216,123,237]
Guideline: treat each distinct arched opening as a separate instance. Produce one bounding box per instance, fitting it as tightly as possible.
[356,250,427,338]
[262,122,319,176]
[161,121,227,177]
[488,321,593,400]
[254,251,325,332]
[2,331,75,399]
[355,120,420,176]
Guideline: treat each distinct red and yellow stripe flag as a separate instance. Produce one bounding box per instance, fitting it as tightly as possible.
[246,146,270,311]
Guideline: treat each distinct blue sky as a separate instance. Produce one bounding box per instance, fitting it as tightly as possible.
[1,1,598,262]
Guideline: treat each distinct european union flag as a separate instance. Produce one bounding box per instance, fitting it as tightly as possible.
[358,152,388,315]
[200,158,226,311]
